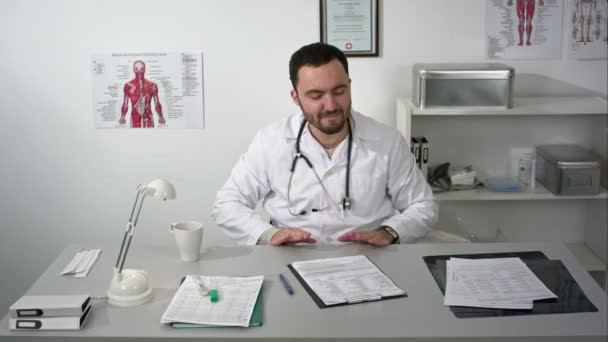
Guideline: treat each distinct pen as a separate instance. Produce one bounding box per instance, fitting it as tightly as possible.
[279,273,294,295]
[194,275,209,296]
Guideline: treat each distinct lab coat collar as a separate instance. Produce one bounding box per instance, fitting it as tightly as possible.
[283,110,381,141]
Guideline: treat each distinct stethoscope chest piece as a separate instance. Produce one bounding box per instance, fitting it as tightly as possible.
[342,197,351,210]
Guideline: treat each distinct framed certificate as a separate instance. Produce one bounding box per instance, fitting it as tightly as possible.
[320,0,379,57]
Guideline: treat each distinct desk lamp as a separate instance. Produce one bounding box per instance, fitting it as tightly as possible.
[107,179,176,307]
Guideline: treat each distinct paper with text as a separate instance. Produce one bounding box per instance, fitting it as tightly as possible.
[291,255,404,306]
[443,257,556,309]
[161,275,263,327]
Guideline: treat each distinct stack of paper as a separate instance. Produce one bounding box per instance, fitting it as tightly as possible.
[60,249,101,278]
[443,258,557,309]
[161,275,263,327]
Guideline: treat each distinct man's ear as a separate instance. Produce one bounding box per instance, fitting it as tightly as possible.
[290,89,300,106]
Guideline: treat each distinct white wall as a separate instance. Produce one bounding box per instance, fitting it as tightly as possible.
[1,0,606,311]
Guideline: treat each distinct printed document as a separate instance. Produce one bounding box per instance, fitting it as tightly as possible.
[291,255,404,306]
[91,51,204,129]
[443,257,556,309]
[486,0,563,59]
[161,275,263,327]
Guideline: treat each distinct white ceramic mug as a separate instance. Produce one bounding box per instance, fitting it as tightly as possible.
[169,221,203,262]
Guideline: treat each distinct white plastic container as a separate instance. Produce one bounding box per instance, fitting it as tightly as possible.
[518,153,536,190]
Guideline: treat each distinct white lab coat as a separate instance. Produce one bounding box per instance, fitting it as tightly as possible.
[212,111,438,245]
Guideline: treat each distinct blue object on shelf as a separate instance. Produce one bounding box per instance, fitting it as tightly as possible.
[484,177,522,192]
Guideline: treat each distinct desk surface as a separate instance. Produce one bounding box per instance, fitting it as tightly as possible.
[1,242,606,342]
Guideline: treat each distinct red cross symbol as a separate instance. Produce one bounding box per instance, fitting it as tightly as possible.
[345,42,353,50]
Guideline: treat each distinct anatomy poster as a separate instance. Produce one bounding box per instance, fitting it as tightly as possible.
[486,0,564,59]
[92,51,204,129]
[566,0,608,59]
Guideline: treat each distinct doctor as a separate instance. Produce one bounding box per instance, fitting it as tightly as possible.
[212,42,437,246]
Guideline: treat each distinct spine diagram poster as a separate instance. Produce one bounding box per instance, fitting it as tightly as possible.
[566,0,608,59]
[92,51,204,129]
[486,0,564,59]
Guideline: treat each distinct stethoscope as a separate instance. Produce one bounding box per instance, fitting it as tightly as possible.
[287,118,352,216]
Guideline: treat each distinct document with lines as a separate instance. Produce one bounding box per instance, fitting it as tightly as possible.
[289,255,405,308]
[443,257,556,309]
[161,275,263,327]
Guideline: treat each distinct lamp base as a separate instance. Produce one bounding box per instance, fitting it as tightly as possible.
[107,268,153,307]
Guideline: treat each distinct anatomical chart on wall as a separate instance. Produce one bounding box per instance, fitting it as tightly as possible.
[486,0,564,59]
[92,51,204,129]
[566,0,608,59]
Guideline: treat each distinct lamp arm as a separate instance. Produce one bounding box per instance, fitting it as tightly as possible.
[117,194,147,274]
[114,222,134,269]
[128,186,145,222]
[114,186,144,271]
[132,189,147,227]
[118,228,134,274]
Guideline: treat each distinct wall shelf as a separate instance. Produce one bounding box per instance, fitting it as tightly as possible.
[435,184,608,201]
[401,96,608,116]
[396,95,608,282]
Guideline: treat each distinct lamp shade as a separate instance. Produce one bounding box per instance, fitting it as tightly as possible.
[144,178,176,200]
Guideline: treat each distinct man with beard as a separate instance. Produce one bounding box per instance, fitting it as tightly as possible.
[212,43,437,247]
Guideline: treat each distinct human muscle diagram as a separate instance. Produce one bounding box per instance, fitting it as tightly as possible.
[92,52,204,129]
[119,61,165,128]
[511,0,545,46]
[486,0,563,59]
[567,0,608,59]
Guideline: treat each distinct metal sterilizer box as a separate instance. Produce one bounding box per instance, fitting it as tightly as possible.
[536,145,601,195]
[412,63,515,109]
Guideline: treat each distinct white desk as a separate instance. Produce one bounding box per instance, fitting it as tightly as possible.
[1,242,606,341]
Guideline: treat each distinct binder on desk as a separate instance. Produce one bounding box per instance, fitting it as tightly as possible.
[9,294,91,318]
[164,275,264,328]
[9,305,91,330]
[288,255,407,309]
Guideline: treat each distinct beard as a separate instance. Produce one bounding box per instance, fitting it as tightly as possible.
[302,105,351,135]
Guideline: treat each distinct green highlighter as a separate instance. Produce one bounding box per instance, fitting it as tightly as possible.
[209,289,219,302]
[209,277,219,302]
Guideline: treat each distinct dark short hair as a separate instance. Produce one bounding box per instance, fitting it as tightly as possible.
[289,42,349,90]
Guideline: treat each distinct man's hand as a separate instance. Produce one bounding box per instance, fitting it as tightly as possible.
[119,117,126,125]
[158,116,166,125]
[337,230,394,247]
[271,228,317,246]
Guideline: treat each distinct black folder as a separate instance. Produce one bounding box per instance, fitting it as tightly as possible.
[288,256,407,309]
[423,251,598,318]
